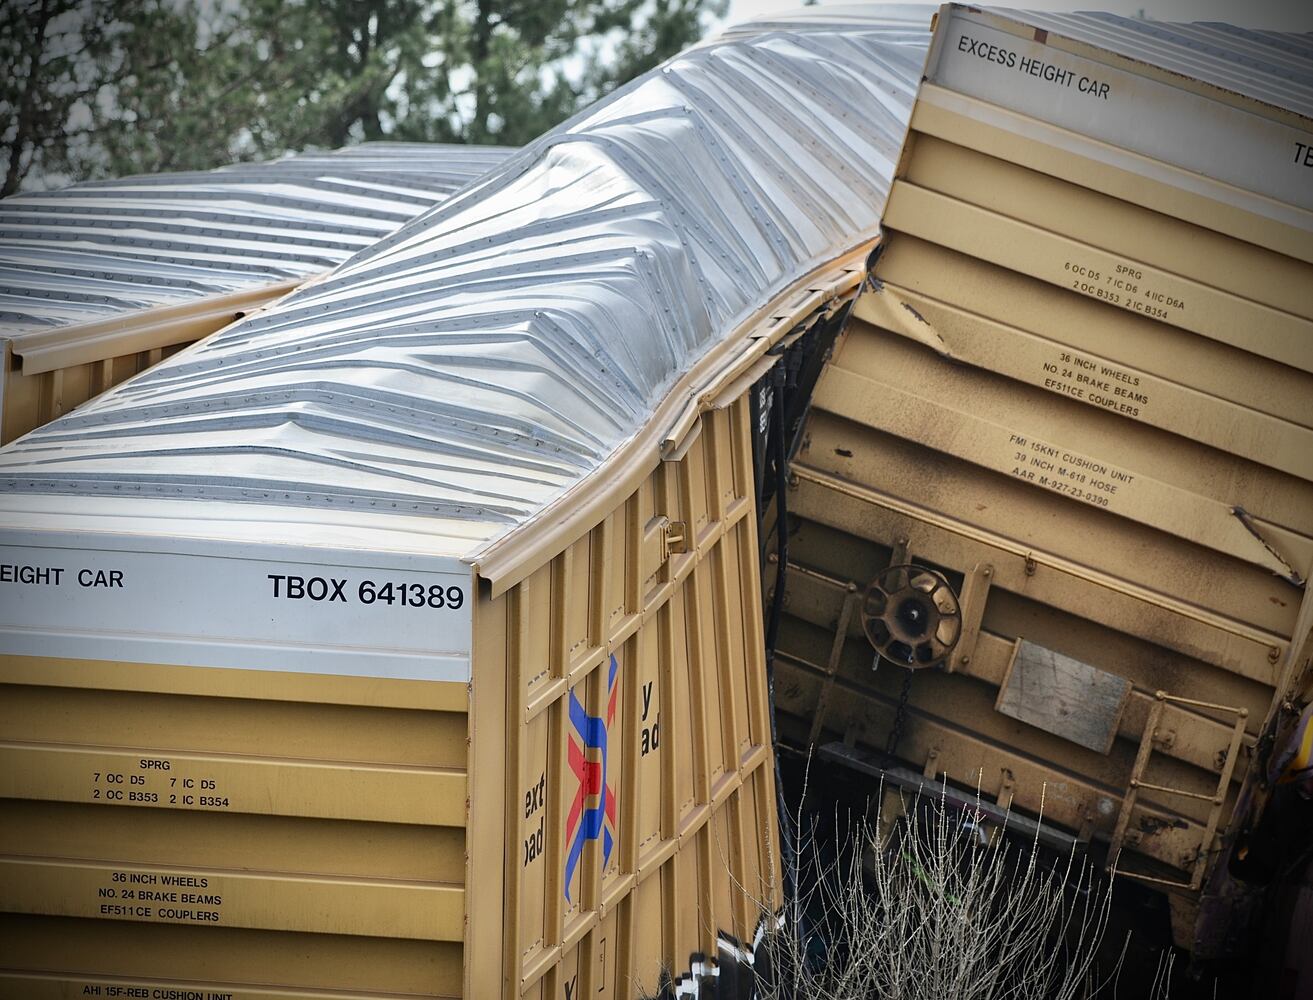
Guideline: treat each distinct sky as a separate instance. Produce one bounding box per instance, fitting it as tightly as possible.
[724,0,1313,31]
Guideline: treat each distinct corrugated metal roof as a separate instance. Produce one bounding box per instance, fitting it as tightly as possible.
[993,8,1313,120]
[0,143,513,339]
[0,8,934,558]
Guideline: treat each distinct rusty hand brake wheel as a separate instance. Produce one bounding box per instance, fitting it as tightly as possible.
[861,564,962,668]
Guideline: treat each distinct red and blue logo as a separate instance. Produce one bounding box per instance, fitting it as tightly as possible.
[564,653,619,900]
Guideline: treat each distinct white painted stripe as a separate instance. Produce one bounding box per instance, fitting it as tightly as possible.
[0,542,473,681]
[932,10,1313,214]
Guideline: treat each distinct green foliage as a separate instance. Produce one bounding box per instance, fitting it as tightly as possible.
[1,0,722,192]
[2,0,110,195]
[586,0,726,96]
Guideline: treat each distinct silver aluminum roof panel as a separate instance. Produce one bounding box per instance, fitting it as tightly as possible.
[0,143,513,339]
[0,8,934,557]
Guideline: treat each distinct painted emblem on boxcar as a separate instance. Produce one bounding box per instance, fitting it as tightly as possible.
[564,653,619,899]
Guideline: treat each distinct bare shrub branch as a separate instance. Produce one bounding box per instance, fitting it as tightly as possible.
[679,762,1175,1000]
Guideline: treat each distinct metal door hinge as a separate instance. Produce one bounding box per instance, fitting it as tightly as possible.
[663,520,689,560]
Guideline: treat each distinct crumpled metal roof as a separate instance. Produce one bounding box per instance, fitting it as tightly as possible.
[993,8,1313,120]
[0,142,512,339]
[0,8,933,557]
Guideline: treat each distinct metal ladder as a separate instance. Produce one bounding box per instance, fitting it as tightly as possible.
[1107,690,1249,891]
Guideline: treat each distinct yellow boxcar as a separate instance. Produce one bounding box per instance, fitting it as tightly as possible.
[0,389,781,998]
[0,8,929,995]
[777,3,1312,958]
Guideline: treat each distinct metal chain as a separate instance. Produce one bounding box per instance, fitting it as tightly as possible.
[885,663,914,759]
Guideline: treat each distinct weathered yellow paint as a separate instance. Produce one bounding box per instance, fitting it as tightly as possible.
[816,355,1301,576]
[884,181,1313,373]
[0,655,471,711]
[0,857,465,940]
[0,914,465,996]
[853,278,1313,478]
[909,89,1313,265]
[0,744,467,826]
[0,393,783,996]
[902,133,1313,320]
[781,66,1311,932]
[493,399,781,1000]
[875,235,1313,432]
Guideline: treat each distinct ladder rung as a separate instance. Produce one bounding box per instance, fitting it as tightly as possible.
[1132,780,1218,803]
[1156,691,1249,716]
[1110,867,1195,890]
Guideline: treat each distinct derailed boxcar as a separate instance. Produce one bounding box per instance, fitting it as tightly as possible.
[776,2,1313,964]
[0,11,929,997]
